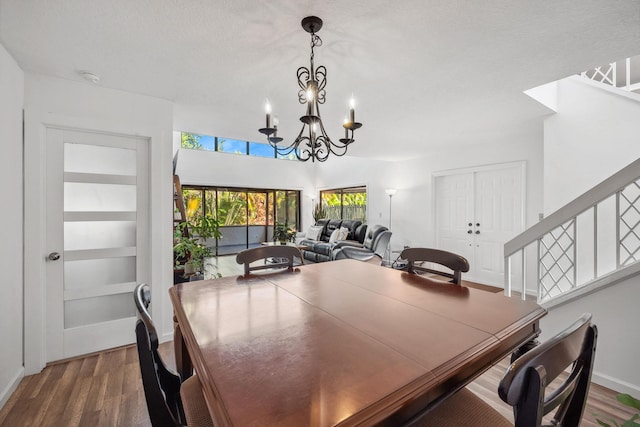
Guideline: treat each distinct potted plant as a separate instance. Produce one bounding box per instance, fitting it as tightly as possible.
[173,215,222,275]
[595,393,640,426]
[273,222,296,244]
[312,202,327,224]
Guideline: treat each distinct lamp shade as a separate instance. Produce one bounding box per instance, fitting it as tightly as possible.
[385,188,397,196]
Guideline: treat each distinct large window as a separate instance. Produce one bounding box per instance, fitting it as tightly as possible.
[182,186,300,255]
[320,186,367,222]
[180,132,298,161]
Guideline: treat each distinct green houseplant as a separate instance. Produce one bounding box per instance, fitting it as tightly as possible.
[312,202,327,223]
[595,393,640,427]
[173,215,222,274]
[273,222,296,244]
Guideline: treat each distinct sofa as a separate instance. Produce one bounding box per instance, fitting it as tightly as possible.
[299,219,367,263]
[332,224,391,262]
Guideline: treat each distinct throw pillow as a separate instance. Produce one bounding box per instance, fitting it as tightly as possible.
[339,226,350,241]
[329,228,341,244]
[306,225,324,241]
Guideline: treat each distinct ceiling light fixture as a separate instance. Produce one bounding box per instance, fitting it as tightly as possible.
[259,16,362,162]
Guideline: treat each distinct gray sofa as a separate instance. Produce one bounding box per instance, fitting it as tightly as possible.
[332,224,391,262]
[299,219,367,263]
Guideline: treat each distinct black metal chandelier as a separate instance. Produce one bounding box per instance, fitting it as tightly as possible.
[259,16,362,162]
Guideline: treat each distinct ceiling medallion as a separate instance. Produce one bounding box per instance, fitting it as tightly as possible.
[259,16,362,162]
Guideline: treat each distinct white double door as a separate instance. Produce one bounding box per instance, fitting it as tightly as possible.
[434,163,524,286]
[45,128,149,361]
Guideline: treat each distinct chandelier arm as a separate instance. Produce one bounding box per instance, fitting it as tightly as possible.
[315,66,327,103]
[297,66,310,102]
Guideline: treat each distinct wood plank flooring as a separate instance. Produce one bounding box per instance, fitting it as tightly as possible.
[0,341,635,426]
[1,257,634,426]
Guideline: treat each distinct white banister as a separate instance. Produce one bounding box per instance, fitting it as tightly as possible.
[505,157,640,304]
[581,56,640,93]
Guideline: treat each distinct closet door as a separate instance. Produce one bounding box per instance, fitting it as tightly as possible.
[473,166,524,285]
[434,163,524,286]
[434,173,475,267]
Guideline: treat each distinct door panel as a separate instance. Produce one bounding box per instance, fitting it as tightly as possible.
[435,164,524,286]
[434,174,474,265]
[474,167,523,285]
[46,128,148,361]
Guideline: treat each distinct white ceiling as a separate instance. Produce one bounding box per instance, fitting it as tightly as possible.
[1,0,639,160]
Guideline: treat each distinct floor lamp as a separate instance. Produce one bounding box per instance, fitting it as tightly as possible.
[385,188,397,266]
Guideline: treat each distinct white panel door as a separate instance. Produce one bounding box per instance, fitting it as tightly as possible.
[473,167,524,285]
[434,173,475,265]
[45,128,149,361]
[435,164,524,286]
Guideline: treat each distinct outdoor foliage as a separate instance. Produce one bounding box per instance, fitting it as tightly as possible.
[181,132,203,149]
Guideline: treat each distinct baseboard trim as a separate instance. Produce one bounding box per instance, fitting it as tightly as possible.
[592,370,640,396]
[0,367,25,411]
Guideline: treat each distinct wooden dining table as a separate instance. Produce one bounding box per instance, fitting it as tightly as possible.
[169,259,546,426]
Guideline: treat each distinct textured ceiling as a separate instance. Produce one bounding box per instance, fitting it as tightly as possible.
[1,0,640,160]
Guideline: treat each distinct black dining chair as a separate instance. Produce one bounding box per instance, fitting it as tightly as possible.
[412,313,598,427]
[134,283,214,427]
[400,247,470,284]
[235,245,303,277]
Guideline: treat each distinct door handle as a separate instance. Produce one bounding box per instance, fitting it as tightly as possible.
[48,252,61,261]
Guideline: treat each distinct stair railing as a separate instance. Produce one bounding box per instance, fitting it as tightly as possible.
[504,157,640,305]
[581,57,640,92]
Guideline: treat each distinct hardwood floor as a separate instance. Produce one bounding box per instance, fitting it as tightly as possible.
[0,341,635,426]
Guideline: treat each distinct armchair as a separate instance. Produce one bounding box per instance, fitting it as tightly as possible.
[332,224,391,263]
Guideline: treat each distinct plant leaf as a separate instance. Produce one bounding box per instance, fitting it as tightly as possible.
[618,394,640,411]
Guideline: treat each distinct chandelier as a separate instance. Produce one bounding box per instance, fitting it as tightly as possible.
[259,16,362,162]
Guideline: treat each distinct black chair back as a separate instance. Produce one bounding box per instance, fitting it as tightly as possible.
[499,313,598,427]
[134,283,185,427]
[236,245,303,277]
[400,247,470,284]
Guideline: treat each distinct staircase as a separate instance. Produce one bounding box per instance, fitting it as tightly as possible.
[504,157,640,308]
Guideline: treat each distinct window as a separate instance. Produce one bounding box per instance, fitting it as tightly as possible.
[249,142,276,158]
[181,185,300,255]
[180,132,298,161]
[320,186,366,222]
[217,138,247,155]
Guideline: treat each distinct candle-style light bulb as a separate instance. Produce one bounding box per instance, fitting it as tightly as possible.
[273,116,279,137]
[349,96,355,123]
[343,116,349,138]
[265,100,272,128]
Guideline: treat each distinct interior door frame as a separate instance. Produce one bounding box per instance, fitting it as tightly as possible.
[431,161,526,281]
[23,109,157,374]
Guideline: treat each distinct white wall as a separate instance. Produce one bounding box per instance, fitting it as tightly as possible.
[541,274,640,396]
[544,77,640,213]
[540,76,640,395]
[173,140,318,230]
[314,125,544,258]
[314,154,394,230]
[0,42,24,409]
[23,73,174,372]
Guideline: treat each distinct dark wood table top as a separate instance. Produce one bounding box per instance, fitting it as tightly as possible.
[170,259,546,427]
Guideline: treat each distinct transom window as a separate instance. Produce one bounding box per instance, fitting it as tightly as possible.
[181,132,297,160]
